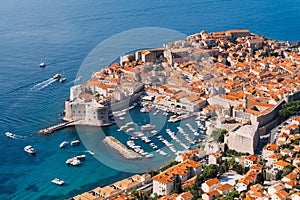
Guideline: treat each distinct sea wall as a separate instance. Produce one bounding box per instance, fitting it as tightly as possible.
[103,136,142,160]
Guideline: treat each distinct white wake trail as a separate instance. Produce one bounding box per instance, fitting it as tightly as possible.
[31,78,57,91]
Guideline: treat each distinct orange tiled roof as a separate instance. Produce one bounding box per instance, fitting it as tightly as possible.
[205,178,220,187]
[274,160,290,168]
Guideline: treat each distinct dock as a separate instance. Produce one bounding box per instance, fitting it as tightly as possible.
[38,121,75,134]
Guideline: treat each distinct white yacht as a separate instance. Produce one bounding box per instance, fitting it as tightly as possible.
[53,73,61,79]
[51,178,64,186]
[5,132,16,139]
[141,124,156,131]
[39,59,46,67]
[59,77,66,83]
[71,140,80,146]
[24,145,36,154]
[59,141,68,148]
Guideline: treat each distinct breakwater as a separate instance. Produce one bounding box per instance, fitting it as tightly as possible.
[103,136,142,160]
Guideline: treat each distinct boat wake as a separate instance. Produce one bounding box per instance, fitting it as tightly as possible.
[5,132,29,140]
[31,78,57,91]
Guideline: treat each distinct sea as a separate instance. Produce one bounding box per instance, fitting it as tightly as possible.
[0,0,299,199]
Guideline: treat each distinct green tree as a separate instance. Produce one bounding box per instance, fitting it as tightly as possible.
[221,190,239,200]
[232,163,243,174]
[281,165,296,178]
[255,173,264,184]
[173,175,183,194]
[127,54,135,62]
[203,164,218,179]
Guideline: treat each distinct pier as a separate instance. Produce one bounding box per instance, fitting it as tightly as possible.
[38,121,75,134]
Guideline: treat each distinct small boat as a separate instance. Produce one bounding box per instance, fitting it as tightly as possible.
[51,178,64,186]
[24,145,36,154]
[59,141,68,148]
[70,159,81,166]
[76,155,86,160]
[130,136,138,140]
[146,154,154,158]
[126,128,134,133]
[71,140,80,146]
[66,157,81,166]
[5,132,16,139]
[39,59,46,67]
[53,73,61,79]
[141,124,156,131]
[88,150,95,155]
[59,77,66,83]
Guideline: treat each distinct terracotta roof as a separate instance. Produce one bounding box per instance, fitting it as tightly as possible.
[274,160,290,168]
[178,192,194,200]
[205,178,220,187]
[216,183,234,192]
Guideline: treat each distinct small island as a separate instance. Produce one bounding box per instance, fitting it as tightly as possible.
[103,136,142,160]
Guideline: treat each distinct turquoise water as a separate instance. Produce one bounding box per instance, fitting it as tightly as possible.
[0,0,299,199]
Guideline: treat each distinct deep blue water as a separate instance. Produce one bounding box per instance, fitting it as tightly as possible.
[0,0,299,199]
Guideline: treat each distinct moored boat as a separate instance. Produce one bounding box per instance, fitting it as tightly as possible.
[24,145,36,154]
[71,140,80,146]
[59,141,68,148]
[51,178,64,186]
[141,124,156,131]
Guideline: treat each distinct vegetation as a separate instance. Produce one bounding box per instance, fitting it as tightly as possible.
[222,148,249,157]
[160,160,179,172]
[219,190,239,200]
[281,165,296,178]
[127,54,135,62]
[211,129,228,143]
[255,172,264,184]
[174,175,183,194]
[203,164,219,180]
[279,100,300,118]
[131,189,160,200]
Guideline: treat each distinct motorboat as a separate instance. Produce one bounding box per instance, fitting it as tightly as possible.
[76,155,86,160]
[59,77,67,83]
[126,128,134,133]
[24,145,36,154]
[53,73,61,79]
[66,157,81,166]
[141,124,156,131]
[130,136,138,140]
[70,159,81,166]
[71,140,80,146]
[51,178,64,186]
[146,153,154,158]
[5,132,16,139]
[39,59,46,67]
[59,141,68,148]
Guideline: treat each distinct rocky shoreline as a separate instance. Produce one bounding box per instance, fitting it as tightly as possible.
[103,136,142,160]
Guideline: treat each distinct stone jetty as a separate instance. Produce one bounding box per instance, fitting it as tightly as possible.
[103,136,142,160]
